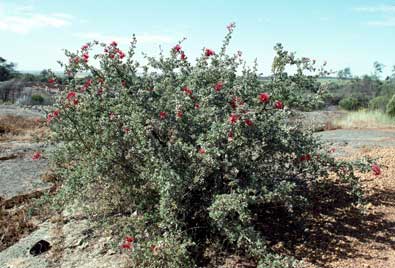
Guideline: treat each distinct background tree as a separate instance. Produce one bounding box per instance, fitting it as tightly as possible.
[373,61,385,79]
[0,57,17,81]
[337,67,352,79]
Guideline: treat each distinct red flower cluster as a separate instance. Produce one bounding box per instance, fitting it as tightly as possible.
[81,79,92,92]
[176,110,183,118]
[66,91,79,106]
[244,119,253,126]
[111,41,118,47]
[32,151,42,160]
[159,111,167,119]
[47,109,60,124]
[198,148,206,154]
[229,97,244,109]
[121,236,134,249]
[82,53,89,62]
[81,43,89,50]
[205,48,215,57]
[194,103,200,109]
[259,93,270,103]
[214,82,223,92]
[274,100,284,109]
[173,44,182,52]
[48,78,56,84]
[228,131,233,142]
[300,154,311,162]
[181,86,193,96]
[228,114,240,124]
[181,52,187,60]
[371,164,381,176]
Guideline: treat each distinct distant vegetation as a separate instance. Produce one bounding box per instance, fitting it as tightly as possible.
[323,63,395,118]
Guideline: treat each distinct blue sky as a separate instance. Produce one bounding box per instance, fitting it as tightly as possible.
[1,0,395,77]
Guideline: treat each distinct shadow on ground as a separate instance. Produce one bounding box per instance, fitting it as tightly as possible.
[260,181,395,267]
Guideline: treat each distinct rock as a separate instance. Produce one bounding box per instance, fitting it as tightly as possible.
[29,240,51,256]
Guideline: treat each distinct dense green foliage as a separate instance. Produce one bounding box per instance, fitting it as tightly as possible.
[387,94,395,117]
[339,96,361,111]
[368,96,389,112]
[31,94,45,104]
[48,26,372,267]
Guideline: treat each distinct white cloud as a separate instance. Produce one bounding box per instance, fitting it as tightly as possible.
[0,4,73,34]
[354,5,395,13]
[74,32,173,44]
[367,17,395,27]
[354,4,395,27]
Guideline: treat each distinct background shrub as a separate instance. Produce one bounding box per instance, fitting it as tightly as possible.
[48,25,371,267]
[368,96,389,112]
[387,94,395,117]
[339,96,361,110]
[31,94,44,105]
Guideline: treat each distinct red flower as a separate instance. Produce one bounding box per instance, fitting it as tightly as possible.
[81,44,89,50]
[173,44,182,52]
[300,154,311,161]
[181,86,193,95]
[66,91,77,101]
[111,41,118,47]
[82,79,92,91]
[73,98,79,105]
[109,54,115,59]
[74,57,79,64]
[53,109,60,117]
[82,53,89,62]
[371,164,381,176]
[259,93,270,103]
[124,236,135,243]
[181,52,187,60]
[118,50,126,59]
[48,78,55,84]
[97,88,103,95]
[205,48,215,57]
[228,131,233,142]
[32,151,42,160]
[159,111,167,119]
[194,103,200,109]
[274,100,284,109]
[214,82,223,92]
[244,119,253,126]
[122,80,126,87]
[46,113,53,124]
[176,110,183,118]
[121,243,132,249]
[198,148,206,154]
[123,127,129,134]
[228,114,239,124]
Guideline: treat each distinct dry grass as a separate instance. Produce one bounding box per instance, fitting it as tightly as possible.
[334,110,395,129]
[0,115,48,142]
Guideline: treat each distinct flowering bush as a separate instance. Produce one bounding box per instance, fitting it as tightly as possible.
[49,25,372,267]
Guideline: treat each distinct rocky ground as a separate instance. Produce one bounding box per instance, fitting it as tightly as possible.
[1,105,395,268]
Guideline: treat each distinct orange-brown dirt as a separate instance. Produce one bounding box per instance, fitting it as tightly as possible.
[297,147,395,268]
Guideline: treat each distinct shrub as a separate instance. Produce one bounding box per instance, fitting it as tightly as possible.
[387,94,395,117]
[339,96,360,111]
[48,25,372,267]
[369,96,389,112]
[31,94,44,104]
